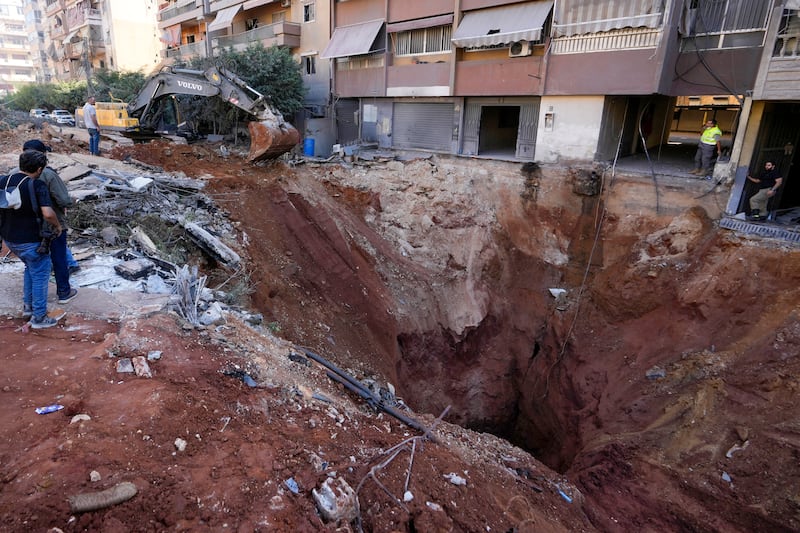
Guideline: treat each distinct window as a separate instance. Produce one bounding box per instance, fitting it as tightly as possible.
[303,55,316,75]
[683,0,770,50]
[246,18,258,31]
[186,34,195,44]
[303,2,315,23]
[394,25,452,56]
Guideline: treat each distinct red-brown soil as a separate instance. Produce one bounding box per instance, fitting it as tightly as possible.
[0,127,798,532]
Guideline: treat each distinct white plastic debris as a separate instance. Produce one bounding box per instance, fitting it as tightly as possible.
[403,490,414,502]
[444,472,467,486]
[426,501,443,511]
[548,288,567,298]
[89,470,102,482]
[70,414,91,424]
[174,438,187,452]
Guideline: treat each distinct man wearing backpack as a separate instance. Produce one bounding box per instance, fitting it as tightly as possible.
[0,150,64,328]
[15,139,78,304]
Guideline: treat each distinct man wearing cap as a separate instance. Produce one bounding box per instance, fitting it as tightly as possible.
[83,96,100,156]
[11,140,77,304]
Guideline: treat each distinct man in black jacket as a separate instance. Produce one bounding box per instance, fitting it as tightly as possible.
[0,150,64,328]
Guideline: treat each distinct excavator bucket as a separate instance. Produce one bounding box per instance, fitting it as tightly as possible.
[247,120,301,161]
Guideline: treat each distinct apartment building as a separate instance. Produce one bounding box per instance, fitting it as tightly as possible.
[0,0,34,92]
[41,0,161,82]
[157,0,333,152]
[320,0,800,221]
[24,0,52,83]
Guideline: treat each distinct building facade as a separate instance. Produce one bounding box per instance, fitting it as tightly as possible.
[0,0,35,92]
[40,0,161,82]
[24,0,51,83]
[157,0,334,153]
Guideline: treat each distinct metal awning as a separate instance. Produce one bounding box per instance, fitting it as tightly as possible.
[207,4,242,32]
[243,0,277,9]
[554,0,664,37]
[321,19,384,59]
[452,1,553,48]
[387,14,454,34]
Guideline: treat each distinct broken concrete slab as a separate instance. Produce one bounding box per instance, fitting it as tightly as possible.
[184,222,240,267]
[114,258,156,280]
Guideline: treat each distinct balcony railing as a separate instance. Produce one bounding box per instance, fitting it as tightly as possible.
[159,2,197,23]
[162,40,208,60]
[551,27,661,54]
[773,11,800,58]
[212,21,301,51]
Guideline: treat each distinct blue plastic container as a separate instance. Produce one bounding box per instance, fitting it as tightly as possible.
[303,137,315,156]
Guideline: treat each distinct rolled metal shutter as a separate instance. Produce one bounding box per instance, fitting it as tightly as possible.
[392,103,454,152]
[336,99,360,144]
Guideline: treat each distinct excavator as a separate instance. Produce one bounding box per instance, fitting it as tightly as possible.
[127,65,300,161]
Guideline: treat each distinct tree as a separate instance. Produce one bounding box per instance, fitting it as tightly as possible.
[180,43,305,135]
[92,69,146,103]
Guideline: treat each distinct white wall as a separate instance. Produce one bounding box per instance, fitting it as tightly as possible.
[108,0,162,74]
[536,95,605,163]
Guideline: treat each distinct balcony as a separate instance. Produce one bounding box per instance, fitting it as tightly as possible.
[66,7,102,28]
[161,39,208,60]
[212,21,300,52]
[159,1,203,27]
[45,0,64,16]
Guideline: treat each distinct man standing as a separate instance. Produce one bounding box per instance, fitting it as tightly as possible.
[0,150,64,328]
[14,139,78,304]
[747,161,782,221]
[691,119,722,178]
[83,96,100,156]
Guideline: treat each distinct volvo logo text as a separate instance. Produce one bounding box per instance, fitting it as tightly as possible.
[177,80,204,91]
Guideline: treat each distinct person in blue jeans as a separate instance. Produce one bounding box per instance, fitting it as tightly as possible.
[14,139,78,303]
[83,96,100,155]
[0,150,64,328]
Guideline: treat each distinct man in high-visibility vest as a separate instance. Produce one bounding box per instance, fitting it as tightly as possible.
[690,119,722,177]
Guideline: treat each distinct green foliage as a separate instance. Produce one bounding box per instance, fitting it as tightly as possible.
[3,69,145,113]
[7,80,86,112]
[92,69,146,103]
[180,43,305,135]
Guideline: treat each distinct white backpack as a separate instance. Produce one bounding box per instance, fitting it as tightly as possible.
[0,174,29,210]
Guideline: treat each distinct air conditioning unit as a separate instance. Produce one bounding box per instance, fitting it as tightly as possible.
[280,0,291,7]
[509,40,532,58]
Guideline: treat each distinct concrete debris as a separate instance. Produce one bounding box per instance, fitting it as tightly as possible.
[199,301,225,326]
[132,356,153,378]
[184,222,241,267]
[312,477,359,523]
[147,350,162,361]
[100,226,120,246]
[116,358,134,373]
[114,258,156,280]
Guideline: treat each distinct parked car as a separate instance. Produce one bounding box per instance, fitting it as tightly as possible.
[48,109,75,126]
[29,108,48,119]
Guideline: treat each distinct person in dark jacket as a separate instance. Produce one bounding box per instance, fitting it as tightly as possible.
[0,150,64,328]
[13,139,78,303]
